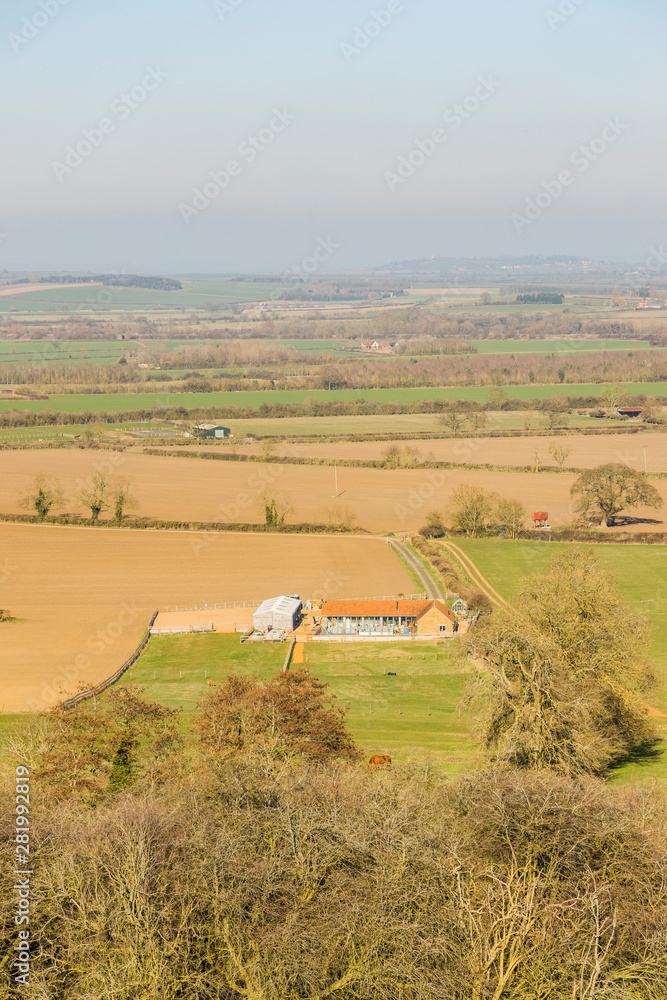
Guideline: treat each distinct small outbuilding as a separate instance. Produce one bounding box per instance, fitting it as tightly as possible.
[617,407,643,418]
[253,595,302,632]
[194,424,231,438]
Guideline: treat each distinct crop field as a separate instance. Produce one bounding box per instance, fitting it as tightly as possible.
[155,410,622,438]
[0,523,411,713]
[0,338,658,367]
[1,382,666,416]
[454,538,667,784]
[2,448,666,532]
[0,279,286,312]
[465,339,657,355]
[130,632,475,769]
[231,429,666,474]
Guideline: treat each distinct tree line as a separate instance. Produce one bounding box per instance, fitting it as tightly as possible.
[18,472,137,524]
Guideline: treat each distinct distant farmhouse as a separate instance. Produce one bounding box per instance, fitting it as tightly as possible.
[319,599,463,637]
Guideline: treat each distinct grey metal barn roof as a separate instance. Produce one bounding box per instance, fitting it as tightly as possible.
[254,596,301,617]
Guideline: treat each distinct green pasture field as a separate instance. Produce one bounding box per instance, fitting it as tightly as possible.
[1,382,665,416]
[465,339,657,355]
[0,338,662,368]
[0,279,286,312]
[0,421,178,444]
[455,538,667,784]
[126,632,474,769]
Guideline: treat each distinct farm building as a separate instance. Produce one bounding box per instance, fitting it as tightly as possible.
[319,599,459,636]
[617,407,643,418]
[193,424,231,438]
[253,595,302,632]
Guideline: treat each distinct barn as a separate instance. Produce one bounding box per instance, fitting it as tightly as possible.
[194,424,231,438]
[253,595,302,632]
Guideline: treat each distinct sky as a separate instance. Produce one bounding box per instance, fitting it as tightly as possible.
[0,0,665,273]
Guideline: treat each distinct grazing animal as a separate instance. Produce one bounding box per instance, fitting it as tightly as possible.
[368,754,392,769]
[206,679,216,687]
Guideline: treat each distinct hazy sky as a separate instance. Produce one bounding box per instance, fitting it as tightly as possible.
[1,0,665,273]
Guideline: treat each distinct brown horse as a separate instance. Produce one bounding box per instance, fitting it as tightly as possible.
[368,754,392,769]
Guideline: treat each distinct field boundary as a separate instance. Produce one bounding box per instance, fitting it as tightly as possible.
[61,609,159,711]
[141,446,667,480]
[439,541,513,611]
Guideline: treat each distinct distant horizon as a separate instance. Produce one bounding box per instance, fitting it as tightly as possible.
[0,251,663,279]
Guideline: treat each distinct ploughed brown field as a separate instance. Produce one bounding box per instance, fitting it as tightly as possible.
[225,431,667,474]
[0,524,412,712]
[0,448,666,533]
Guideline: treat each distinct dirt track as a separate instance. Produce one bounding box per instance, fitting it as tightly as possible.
[1,449,666,533]
[0,525,412,713]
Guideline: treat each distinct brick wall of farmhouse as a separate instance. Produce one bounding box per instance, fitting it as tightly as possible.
[417,606,454,634]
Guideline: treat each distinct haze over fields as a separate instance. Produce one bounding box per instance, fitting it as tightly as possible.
[2,0,667,270]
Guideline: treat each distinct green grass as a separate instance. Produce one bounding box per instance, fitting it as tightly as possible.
[303,641,474,768]
[0,280,287,312]
[125,632,475,769]
[1,382,665,416]
[465,339,657,355]
[128,633,286,713]
[0,421,176,444]
[455,538,667,784]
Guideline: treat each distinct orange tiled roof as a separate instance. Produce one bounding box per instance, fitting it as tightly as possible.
[321,600,456,622]
[321,600,431,617]
[433,601,457,623]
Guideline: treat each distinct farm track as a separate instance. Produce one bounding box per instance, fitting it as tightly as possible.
[440,541,514,611]
[389,539,442,600]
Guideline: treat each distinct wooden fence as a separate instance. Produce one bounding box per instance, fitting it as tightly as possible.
[61,609,160,711]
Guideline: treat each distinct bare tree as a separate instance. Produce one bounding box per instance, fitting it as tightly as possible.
[548,441,572,469]
[110,477,139,525]
[77,471,112,523]
[439,411,466,436]
[18,473,65,521]
[462,550,656,775]
[447,485,497,537]
[259,489,293,528]
[495,497,525,538]
[467,410,489,433]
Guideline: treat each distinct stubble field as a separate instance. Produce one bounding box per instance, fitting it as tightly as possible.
[0,524,412,713]
[1,448,666,533]
[220,430,667,474]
